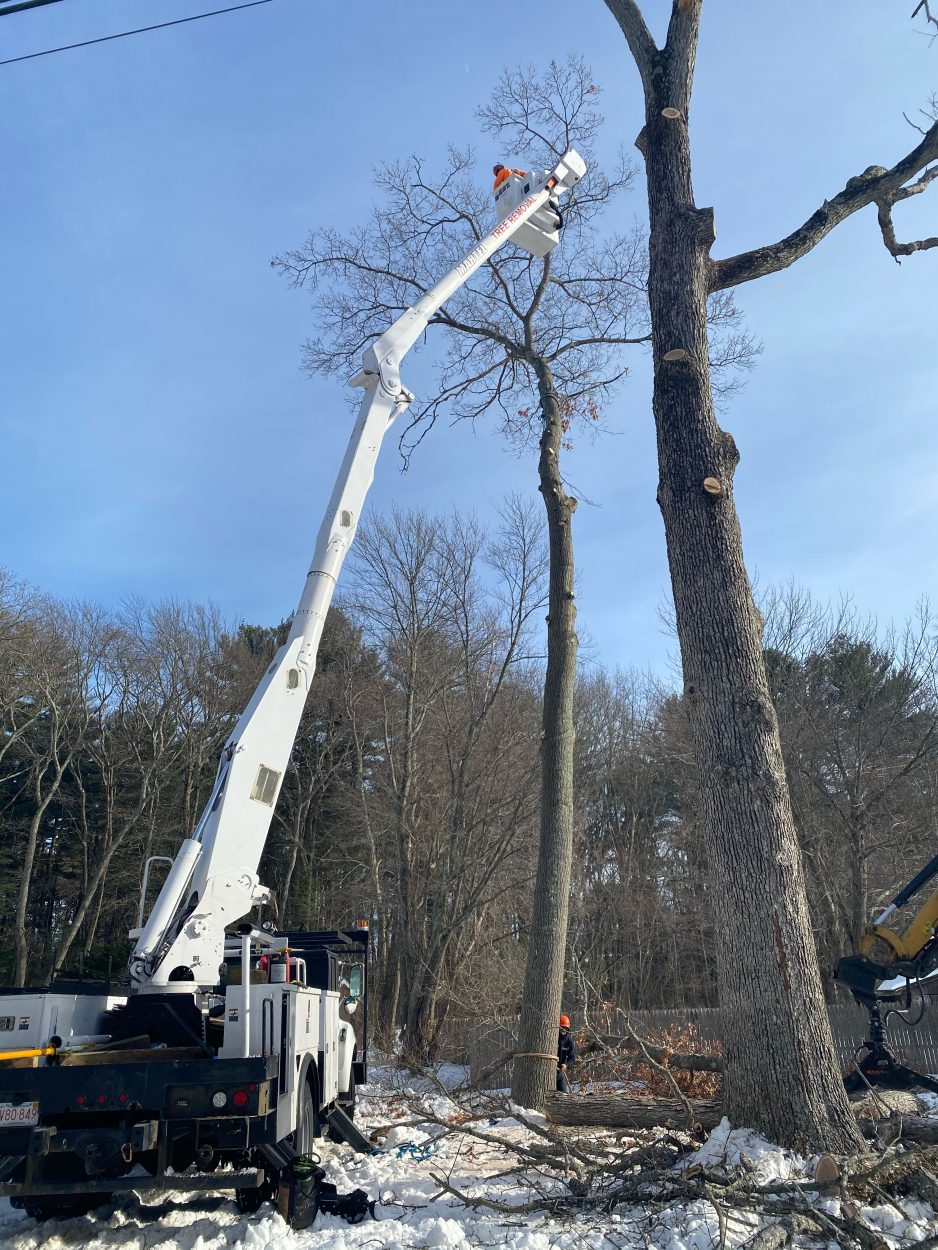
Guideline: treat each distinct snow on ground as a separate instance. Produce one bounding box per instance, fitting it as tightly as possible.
[1,1067,937,1250]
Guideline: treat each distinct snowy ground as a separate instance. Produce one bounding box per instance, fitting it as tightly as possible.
[1,1065,936,1250]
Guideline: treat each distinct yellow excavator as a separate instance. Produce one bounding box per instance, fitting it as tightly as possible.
[835,850,938,1094]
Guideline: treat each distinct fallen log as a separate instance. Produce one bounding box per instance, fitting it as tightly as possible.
[547,1088,925,1133]
[861,1115,938,1145]
[545,1092,720,1130]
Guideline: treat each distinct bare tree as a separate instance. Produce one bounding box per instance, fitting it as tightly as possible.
[46,600,216,981]
[762,591,938,978]
[345,504,546,1057]
[7,603,103,985]
[601,0,937,1150]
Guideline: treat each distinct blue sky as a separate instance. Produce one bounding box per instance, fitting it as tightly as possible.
[1,0,935,676]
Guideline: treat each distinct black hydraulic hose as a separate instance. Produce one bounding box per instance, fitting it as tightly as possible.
[892,848,938,909]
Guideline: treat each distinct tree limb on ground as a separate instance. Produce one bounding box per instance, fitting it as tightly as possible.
[546,1088,923,1133]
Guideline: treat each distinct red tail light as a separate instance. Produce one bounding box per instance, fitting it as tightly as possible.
[232,1089,249,1109]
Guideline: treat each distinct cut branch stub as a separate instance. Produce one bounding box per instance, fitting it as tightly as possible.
[814,1154,841,1189]
[661,107,683,120]
[663,348,688,362]
[702,477,723,495]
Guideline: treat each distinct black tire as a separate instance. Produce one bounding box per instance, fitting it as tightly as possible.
[236,1170,274,1215]
[295,1080,318,1156]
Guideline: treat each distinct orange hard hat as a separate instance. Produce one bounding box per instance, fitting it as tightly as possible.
[559,1015,571,1028]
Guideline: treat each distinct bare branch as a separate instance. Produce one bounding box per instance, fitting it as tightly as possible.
[602,0,659,98]
[876,162,938,260]
[711,119,938,290]
[663,0,702,112]
[276,61,646,462]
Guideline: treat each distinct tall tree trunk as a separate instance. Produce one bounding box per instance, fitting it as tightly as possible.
[278,785,312,925]
[848,815,869,950]
[620,0,863,1151]
[378,936,401,1042]
[14,759,69,986]
[512,364,578,1110]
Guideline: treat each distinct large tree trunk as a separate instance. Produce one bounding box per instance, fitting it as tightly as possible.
[512,363,578,1110]
[612,0,864,1152]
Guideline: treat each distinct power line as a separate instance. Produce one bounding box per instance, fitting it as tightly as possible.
[0,1,73,17]
[0,0,277,67]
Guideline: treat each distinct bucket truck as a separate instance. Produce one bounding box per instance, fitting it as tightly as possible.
[0,148,586,1224]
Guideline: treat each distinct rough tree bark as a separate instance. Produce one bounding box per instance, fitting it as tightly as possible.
[602,0,910,1152]
[512,363,579,1110]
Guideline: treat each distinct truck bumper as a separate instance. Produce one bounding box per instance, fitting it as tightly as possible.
[0,1053,279,1197]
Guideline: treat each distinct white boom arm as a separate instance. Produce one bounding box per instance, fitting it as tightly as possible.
[130,149,586,992]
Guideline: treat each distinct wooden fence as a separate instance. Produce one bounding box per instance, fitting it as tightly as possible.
[448,1005,938,1089]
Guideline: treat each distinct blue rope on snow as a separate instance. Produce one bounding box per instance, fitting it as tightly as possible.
[394,1138,438,1161]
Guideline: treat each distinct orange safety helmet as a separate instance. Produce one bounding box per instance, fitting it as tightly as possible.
[559,1014,571,1028]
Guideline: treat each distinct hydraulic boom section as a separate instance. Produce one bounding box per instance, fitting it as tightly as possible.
[130,149,586,993]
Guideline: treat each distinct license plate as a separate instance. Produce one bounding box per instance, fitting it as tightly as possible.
[0,1102,39,1127]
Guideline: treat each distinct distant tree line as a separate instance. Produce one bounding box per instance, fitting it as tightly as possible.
[1,519,936,1059]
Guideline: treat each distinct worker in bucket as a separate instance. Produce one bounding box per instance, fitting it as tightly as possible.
[557,1015,576,1093]
[492,162,526,190]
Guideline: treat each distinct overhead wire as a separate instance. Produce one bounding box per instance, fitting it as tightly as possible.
[0,0,74,18]
[0,0,277,67]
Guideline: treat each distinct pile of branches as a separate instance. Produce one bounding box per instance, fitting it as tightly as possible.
[372,1063,938,1250]
[576,1021,723,1099]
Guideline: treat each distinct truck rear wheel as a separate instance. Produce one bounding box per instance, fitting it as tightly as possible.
[295,1080,317,1156]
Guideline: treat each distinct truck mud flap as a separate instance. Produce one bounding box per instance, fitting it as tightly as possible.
[325,1106,373,1154]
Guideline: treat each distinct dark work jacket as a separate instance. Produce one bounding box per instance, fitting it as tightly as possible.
[557,1029,576,1067]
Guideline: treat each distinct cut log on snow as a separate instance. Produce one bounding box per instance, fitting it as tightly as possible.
[547,1088,925,1132]
[545,1092,721,1130]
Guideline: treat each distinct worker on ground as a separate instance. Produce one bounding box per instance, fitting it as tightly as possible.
[557,1015,576,1093]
